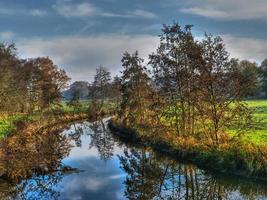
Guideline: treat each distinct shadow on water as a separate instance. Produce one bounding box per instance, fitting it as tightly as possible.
[0,118,265,199]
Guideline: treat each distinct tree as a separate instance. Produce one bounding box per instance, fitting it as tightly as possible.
[92,66,111,107]
[149,23,203,135]
[88,66,111,119]
[0,43,28,113]
[63,81,90,100]
[24,57,70,111]
[120,51,153,125]
[197,34,252,144]
[66,89,83,114]
[0,43,70,115]
[148,23,253,144]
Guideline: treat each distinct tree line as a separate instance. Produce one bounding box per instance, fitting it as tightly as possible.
[77,23,267,144]
[2,22,267,144]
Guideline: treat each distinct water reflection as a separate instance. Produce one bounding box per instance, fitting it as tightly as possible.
[0,123,78,200]
[119,148,267,200]
[0,119,265,200]
[89,120,115,161]
[68,124,84,148]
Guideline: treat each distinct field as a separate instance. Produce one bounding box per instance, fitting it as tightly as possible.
[243,100,267,144]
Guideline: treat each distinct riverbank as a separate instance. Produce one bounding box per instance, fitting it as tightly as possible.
[0,104,88,138]
[0,100,116,138]
[108,119,267,181]
[0,110,116,180]
[1,118,266,199]
[0,112,89,180]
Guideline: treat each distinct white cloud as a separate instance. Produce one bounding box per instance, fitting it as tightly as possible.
[129,9,157,19]
[53,2,97,17]
[17,35,159,82]
[108,174,125,180]
[16,32,267,83]
[53,1,156,19]
[0,31,15,40]
[222,35,267,62]
[179,0,267,20]
[180,7,228,19]
[29,9,47,17]
[0,7,47,17]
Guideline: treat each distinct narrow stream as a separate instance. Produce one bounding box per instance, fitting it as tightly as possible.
[0,118,266,200]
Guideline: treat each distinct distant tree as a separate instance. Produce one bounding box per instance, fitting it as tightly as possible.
[88,66,111,118]
[67,89,82,114]
[93,66,111,105]
[120,51,153,125]
[232,59,261,98]
[110,76,122,109]
[260,58,267,97]
[88,82,99,119]
[63,81,89,100]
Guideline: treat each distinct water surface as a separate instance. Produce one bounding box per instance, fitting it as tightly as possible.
[0,119,266,200]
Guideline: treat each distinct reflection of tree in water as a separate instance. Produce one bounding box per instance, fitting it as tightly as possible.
[119,149,267,200]
[67,124,84,148]
[89,120,115,161]
[0,171,64,200]
[0,124,78,200]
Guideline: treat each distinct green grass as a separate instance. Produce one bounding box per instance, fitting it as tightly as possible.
[0,100,117,138]
[0,114,38,138]
[241,100,267,144]
[53,100,89,114]
[160,100,267,145]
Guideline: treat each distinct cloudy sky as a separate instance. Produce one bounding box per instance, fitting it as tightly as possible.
[1,0,267,82]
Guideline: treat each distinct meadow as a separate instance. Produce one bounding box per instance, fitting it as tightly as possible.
[243,100,267,144]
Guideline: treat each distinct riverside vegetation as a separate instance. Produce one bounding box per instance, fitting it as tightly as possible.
[0,42,117,137]
[1,22,267,180]
[109,23,267,179]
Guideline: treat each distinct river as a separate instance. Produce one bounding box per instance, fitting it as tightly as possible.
[0,118,266,200]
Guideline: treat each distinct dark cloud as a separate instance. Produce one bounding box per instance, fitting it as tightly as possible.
[0,0,267,82]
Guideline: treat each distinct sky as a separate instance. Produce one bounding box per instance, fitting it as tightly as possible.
[1,0,267,82]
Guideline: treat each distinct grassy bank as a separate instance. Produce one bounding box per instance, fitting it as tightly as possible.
[0,100,116,138]
[109,114,267,180]
[0,112,90,179]
[108,98,267,179]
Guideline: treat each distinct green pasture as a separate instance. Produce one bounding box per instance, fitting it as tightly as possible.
[242,100,267,144]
